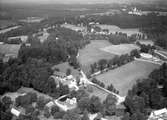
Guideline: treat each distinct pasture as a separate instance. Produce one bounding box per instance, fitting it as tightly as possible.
[97,24,141,36]
[96,60,160,96]
[78,40,115,73]
[100,44,140,56]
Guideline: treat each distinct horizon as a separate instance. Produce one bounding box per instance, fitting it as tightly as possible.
[0,0,166,5]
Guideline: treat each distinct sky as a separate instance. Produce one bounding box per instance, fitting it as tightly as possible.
[0,0,166,4]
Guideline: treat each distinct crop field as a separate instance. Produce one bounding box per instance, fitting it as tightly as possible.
[97,24,141,36]
[100,44,140,56]
[78,40,115,73]
[96,60,160,96]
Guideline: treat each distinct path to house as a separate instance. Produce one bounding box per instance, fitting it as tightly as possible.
[80,70,125,105]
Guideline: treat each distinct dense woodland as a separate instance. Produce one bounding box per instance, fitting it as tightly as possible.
[18,26,89,65]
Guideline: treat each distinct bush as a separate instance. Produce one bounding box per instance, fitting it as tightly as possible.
[92,78,105,88]
[53,111,65,119]
[51,105,60,116]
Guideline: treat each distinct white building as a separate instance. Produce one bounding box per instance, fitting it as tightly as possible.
[11,108,21,117]
[148,108,167,120]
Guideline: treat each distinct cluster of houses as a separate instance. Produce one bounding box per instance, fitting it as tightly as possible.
[128,7,143,16]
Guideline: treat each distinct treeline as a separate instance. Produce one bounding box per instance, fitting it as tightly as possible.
[92,78,119,94]
[85,32,137,45]
[19,26,89,65]
[87,14,167,28]
[0,23,44,42]
[136,42,155,53]
[89,49,140,76]
[0,58,69,98]
[69,89,118,117]
[155,33,167,49]
[122,63,167,120]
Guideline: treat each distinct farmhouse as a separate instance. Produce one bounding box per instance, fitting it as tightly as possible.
[51,71,79,91]
[54,97,77,111]
[11,108,21,117]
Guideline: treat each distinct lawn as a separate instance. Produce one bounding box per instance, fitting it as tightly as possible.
[100,44,140,56]
[95,60,160,96]
[78,40,115,73]
[52,62,80,78]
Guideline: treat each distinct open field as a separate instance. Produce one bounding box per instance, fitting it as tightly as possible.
[0,20,16,29]
[0,44,21,56]
[61,23,86,31]
[97,24,141,36]
[78,40,115,73]
[100,44,140,56]
[52,62,80,78]
[96,60,160,96]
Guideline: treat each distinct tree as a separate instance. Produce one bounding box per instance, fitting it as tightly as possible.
[25,105,35,115]
[51,106,60,116]
[130,111,146,120]
[44,107,51,118]
[53,111,65,119]
[124,95,145,114]
[130,49,140,58]
[92,78,105,88]
[103,94,117,115]
[78,97,90,112]
[66,68,72,76]
[98,59,107,71]
[89,96,103,114]
[70,89,89,101]
[36,96,48,110]
[63,110,81,120]
[1,96,12,109]
[107,84,118,94]
[81,110,89,120]
[122,112,130,120]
